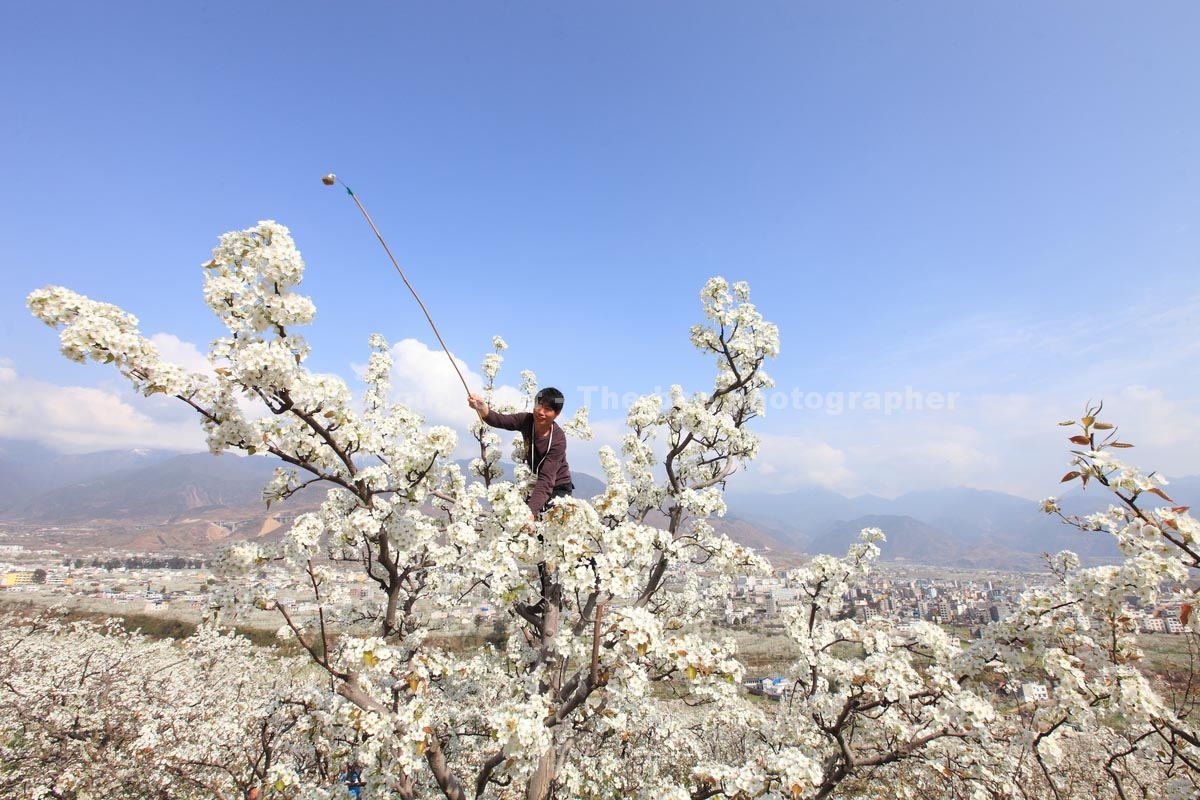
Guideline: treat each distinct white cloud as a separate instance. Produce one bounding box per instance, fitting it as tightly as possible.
[742,396,998,497]
[766,288,1200,501]
[1104,385,1199,449]
[149,333,211,374]
[741,380,1200,501]
[3,334,568,466]
[565,417,629,482]
[9,320,1198,509]
[0,359,206,453]
[741,435,852,493]
[377,339,541,463]
[1077,385,1200,484]
[382,338,480,428]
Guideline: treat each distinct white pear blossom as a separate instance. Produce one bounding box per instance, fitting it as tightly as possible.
[25,227,1200,799]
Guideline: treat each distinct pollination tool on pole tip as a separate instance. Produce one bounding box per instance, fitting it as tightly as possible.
[321,173,471,396]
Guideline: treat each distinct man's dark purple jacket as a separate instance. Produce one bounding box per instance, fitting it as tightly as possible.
[482,409,573,515]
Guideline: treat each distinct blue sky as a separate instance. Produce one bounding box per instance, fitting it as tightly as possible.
[3,2,1198,501]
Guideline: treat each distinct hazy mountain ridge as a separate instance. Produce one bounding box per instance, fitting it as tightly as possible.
[0,448,316,554]
[6,453,282,523]
[0,441,182,513]
[2,445,1196,568]
[725,475,1200,568]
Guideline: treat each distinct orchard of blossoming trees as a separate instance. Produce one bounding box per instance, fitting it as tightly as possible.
[11,220,1198,799]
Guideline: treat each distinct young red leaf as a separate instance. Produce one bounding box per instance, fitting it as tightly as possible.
[1068,435,1092,445]
[1147,487,1175,503]
[1060,471,1081,483]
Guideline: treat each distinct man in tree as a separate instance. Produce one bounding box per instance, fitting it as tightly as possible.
[469,387,576,621]
[468,386,574,518]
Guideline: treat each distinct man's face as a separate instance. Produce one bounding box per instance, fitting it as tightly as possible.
[533,400,560,425]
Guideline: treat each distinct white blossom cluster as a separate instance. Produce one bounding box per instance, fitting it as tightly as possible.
[0,612,319,800]
[23,225,1200,799]
[687,528,1006,799]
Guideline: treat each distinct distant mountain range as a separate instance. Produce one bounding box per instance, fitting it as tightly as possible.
[1,440,1194,570]
[723,477,1200,570]
[0,443,312,554]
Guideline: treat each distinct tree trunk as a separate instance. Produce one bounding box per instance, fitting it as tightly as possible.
[526,567,563,800]
[525,748,557,800]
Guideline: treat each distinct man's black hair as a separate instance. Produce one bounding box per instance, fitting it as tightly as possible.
[535,387,565,413]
